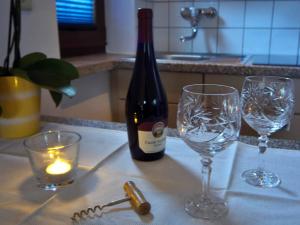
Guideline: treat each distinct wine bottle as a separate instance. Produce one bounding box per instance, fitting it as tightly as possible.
[125,8,168,161]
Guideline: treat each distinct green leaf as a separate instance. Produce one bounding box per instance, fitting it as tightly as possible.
[18,52,47,69]
[26,58,79,88]
[50,91,63,107]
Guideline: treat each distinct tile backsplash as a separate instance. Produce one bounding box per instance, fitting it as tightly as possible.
[138,0,300,65]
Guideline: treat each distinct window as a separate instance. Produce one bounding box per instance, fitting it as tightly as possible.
[56,0,95,25]
[56,0,106,57]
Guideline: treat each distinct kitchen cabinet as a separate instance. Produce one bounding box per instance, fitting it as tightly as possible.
[110,69,204,128]
[204,74,256,136]
[111,70,299,139]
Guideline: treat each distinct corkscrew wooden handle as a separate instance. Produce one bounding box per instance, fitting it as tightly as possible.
[71,181,151,221]
[123,181,151,215]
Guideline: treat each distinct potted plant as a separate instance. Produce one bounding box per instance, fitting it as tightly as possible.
[0,0,79,138]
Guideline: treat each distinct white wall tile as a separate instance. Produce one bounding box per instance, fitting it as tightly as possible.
[219,1,245,28]
[243,29,270,55]
[269,55,297,65]
[136,0,153,9]
[194,1,218,28]
[154,28,169,52]
[135,0,147,11]
[153,2,169,27]
[251,55,269,65]
[270,29,299,55]
[169,28,192,52]
[245,1,273,28]
[298,42,300,65]
[169,2,193,27]
[146,1,153,9]
[273,1,300,28]
[193,28,217,53]
[217,29,243,54]
[270,29,299,65]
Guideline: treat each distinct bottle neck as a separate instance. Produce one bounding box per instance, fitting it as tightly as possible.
[138,18,153,43]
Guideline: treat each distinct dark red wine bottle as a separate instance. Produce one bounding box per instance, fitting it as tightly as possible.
[125,8,168,161]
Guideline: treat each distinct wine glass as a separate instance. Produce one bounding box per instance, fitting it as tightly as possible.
[241,76,295,188]
[177,84,241,220]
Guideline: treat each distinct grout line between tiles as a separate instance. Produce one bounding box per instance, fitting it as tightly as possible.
[267,0,276,64]
[296,30,300,65]
[168,0,171,52]
[215,0,220,54]
[241,0,247,56]
[191,0,195,53]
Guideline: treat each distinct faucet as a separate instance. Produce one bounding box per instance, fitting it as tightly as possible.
[180,7,217,42]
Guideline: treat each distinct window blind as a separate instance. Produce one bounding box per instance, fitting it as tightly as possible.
[56,0,95,25]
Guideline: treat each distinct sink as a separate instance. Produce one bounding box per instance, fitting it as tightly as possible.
[156,54,210,61]
[125,53,250,64]
[156,53,250,64]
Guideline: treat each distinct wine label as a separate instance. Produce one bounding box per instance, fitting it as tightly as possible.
[138,121,167,154]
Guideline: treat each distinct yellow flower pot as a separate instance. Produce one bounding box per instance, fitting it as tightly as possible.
[0,76,41,138]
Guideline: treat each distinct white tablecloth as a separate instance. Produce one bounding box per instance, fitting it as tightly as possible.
[0,122,128,225]
[11,130,300,225]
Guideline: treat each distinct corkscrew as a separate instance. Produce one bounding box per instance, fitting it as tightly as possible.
[71,181,151,221]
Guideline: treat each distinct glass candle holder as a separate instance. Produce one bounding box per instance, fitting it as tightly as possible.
[24,130,81,191]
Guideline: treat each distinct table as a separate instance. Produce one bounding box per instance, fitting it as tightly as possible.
[0,121,300,225]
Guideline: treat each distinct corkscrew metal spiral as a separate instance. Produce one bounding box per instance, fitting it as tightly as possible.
[71,181,151,221]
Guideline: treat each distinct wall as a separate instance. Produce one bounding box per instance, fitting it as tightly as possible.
[105,0,300,66]
[104,0,157,54]
[42,72,113,121]
[0,0,60,64]
[105,0,138,54]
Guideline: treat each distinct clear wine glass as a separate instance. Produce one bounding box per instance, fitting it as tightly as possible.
[241,76,295,188]
[177,84,241,220]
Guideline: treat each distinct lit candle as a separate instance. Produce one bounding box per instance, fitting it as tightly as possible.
[46,158,72,175]
[44,145,74,186]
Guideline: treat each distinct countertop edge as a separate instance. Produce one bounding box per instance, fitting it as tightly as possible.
[66,54,300,78]
[42,115,300,150]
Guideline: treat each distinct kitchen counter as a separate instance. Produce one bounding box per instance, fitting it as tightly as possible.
[42,115,300,150]
[66,53,300,78]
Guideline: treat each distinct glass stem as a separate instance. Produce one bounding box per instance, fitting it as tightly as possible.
[201,157,212,199]
[258,135,269,171]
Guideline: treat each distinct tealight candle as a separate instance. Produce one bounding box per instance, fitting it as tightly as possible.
[46,158,72,175]
[24,130,81,191]
[44,147,75,186]
[44,157,74,186]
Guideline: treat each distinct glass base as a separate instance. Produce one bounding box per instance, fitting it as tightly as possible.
[184,194,228,220]
[242,169,281,188]
[38,179,74,191]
